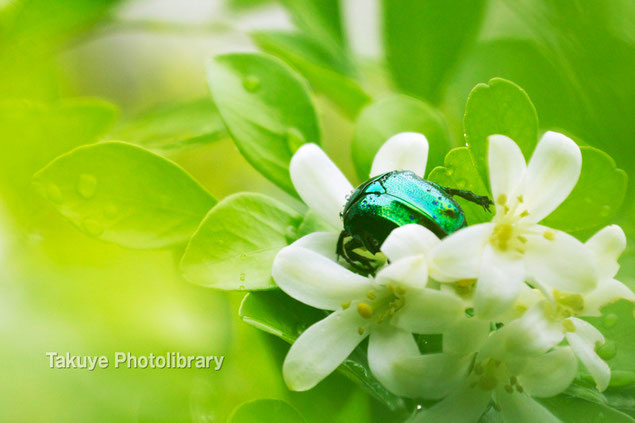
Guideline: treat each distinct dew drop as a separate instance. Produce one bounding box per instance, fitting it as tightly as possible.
[104,204,118,219]
[82,219,104,236]
[285,127,305,154]
[46,184,63,204]
[593,412,605,423]
[446,168,454,176]
[77,174,97,199]
[599,205,611,217]
[242,75,261,92]
[596,340,617,360]
[240,253,247,260]
[239,272,245,282]
[603,313,618,328]
[239,285,246,291]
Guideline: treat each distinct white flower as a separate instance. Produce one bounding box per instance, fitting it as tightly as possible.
[430,132,598,318]
[476,224,635,392]
[412,335,577,423]
[272,226,465,392]
[289,132,430,230]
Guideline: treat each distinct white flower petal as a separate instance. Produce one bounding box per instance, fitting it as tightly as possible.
[411,382,492,423]
[290,143,352,228]
[370,132,429,177]
[519,346,578,397]
[392,288,464,334]
[375,255,429,290]
[519,131,582,222]
[473,246,523,319]
[565,317,610,391]
[584,278,635,316]
[394,352,473,400]
[586,225,627,279]
[496,390,560,423]
[367,326,420,398]
[429,223,493,282]
[283,307,367,391]
[273,245,372,310]
[292,232,340,261]
[443,318,491,355]
[482,303,564,358]
[381,224,440,262]
[524,227,597,293]
[488,134,527,213]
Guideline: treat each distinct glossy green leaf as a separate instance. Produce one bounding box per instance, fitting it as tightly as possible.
[464,78,539,185]
[538,394,634,423]
[383,0,487,103]
[33,142,215,248]
[251,31,370,118]
[351,95,450,180]
[583,301,635,374]
[181,193,303,290]
[230,399,305,423]
[112,98,226,153]
[428,147,493,225]
[206,53,320,195]
[543,147,627,233]
[239,291,408,413]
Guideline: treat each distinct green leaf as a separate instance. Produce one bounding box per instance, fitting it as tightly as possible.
[0,98,117,219]
[239,291,408,413]
[251,31,370,118]
[33,141,215,249]
[278,0,344,47]
[351,95,450,180]
[464,78,539,185]
[543,147,628,233]
[538,394,635,423]
[111,98,226,153]
[427,147,493,225]
[230,399,305,423]
[383,0,487,103]
[206,53,320,195]
[180,193,303,290]
[583,301,635,374]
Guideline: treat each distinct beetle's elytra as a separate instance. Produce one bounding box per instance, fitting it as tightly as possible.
[336,170,493,273]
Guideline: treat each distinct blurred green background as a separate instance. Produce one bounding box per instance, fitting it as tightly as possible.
[0,0,633,422]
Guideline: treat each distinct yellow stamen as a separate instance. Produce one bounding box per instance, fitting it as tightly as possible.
[562,319,576,332]
[357,302,374,319]
[341,300,351,310]
[520,210,530,217]
[543,230,555,241]
[366,290,377,300]
[457,278,477,288]
[497,194,508,205]
[358,326,365,335]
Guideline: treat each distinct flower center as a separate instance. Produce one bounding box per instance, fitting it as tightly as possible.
[352,284,406,331]
[470,359,523,394]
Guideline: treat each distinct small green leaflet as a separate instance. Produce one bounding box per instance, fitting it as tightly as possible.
[464,77,539,185]
[206,53,320,196]
[33,142,215,249]
[181,193,303,290]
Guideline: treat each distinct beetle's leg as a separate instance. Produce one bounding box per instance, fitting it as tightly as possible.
[336,231,347,261]
[344,238,376,274]
[443,187,494,213]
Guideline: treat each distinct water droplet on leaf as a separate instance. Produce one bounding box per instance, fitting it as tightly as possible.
[82,219,104,236]
[599,205,611,217]
[239,272,245,282]
[77,174,97,199]
[603,313,618,328]
[46,184,63,204]
[242,75,261,92]
[596,340,616,360]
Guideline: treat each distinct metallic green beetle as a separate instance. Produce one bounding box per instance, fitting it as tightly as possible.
[336,170,493,272]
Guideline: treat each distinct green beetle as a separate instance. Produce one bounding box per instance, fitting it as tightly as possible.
[336,170,493,272]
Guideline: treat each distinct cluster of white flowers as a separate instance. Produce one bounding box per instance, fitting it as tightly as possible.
[272,132,635,422]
